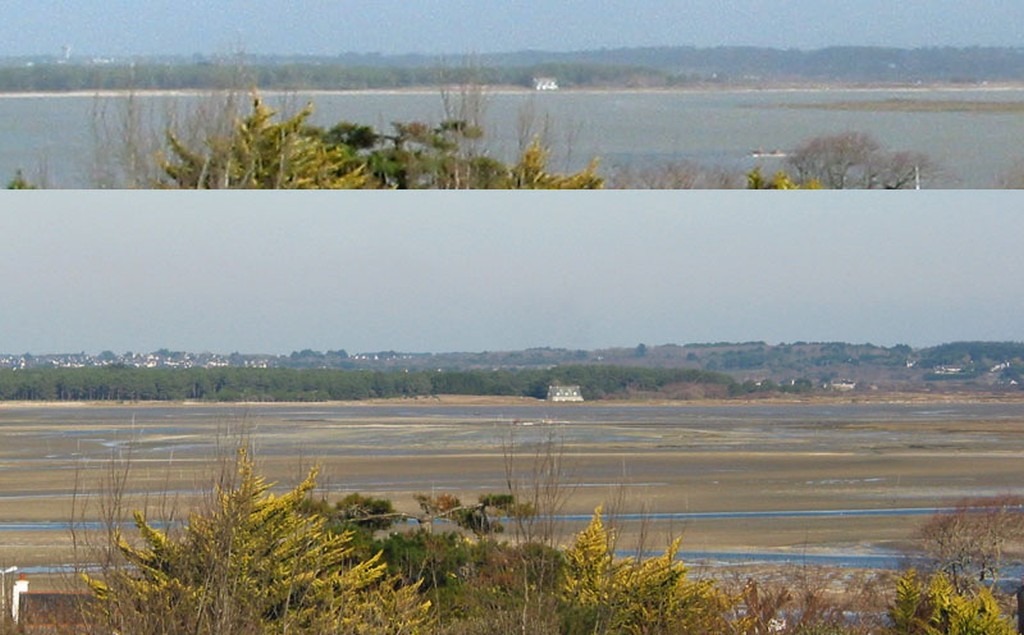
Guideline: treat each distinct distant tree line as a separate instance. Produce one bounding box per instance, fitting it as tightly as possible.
[917,341,1024,383]
[6,45,1024,93]
[0,62,671,93]
[5,341,1018,389]
[477,45,1024,83]
[918,341,1024,368]
[0,365,806,402]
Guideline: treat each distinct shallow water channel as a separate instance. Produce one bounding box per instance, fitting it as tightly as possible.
[2,401,1023,569]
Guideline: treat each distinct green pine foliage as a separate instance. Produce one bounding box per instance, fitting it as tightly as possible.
[560,506,733,635]
[887,569,1016,635]
[158,98,368,189]
[85,450,431,635]
[0,365,740,402]
[151,94,602,190]
[508,140,603,189]
[6,169,35,189]
[72,466,1024,635]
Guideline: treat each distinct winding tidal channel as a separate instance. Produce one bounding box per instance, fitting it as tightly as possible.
[2,400,1023,569]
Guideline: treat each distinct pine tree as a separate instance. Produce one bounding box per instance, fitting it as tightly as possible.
[562,506,615,608]
[158,98,368,189]
[887,569,1015,635]
[86,449,430,635]
[560,506,732,635]
[509,139,603,189]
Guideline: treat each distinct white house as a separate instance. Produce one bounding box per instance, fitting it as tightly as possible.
[533,77,559,91]
[547,385,583,402]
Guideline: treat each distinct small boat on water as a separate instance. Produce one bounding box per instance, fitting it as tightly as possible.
[751,148,787,158]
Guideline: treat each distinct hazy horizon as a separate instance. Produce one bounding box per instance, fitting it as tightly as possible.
[3,1,1023,58]
[3,191,1023,356]
[4,339,1020,360]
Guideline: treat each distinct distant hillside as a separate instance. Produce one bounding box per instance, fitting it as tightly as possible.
[4,341,1022,398]
[478,46,1024,84]
[2,46,1024,92]
[334,341,1024,391]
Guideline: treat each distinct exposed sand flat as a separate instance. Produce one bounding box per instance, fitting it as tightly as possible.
[2,398,1023,569]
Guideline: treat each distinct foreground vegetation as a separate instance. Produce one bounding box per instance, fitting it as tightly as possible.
[84,93,603,190]
[18,451,1021,634]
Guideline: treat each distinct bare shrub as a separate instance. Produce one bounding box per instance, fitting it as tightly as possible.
[785,131,936,189]
[608,160,744,189]
[727,568,889,635]
[88,81,254,188]
[437,59,491,189]
[501,429,576,548]
[498,429,577,635]
[917,495,1024,592]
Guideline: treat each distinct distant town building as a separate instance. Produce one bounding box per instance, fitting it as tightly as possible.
[547,385,583,402]
[827,379,857,392]
[533,77,559,91]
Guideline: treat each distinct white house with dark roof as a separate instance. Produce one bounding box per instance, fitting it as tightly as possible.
[547,385,583,402]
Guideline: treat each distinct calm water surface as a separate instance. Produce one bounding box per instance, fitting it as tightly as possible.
[3,87,1023,187]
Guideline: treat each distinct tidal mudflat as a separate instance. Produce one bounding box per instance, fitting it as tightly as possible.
[1,398,1023,568]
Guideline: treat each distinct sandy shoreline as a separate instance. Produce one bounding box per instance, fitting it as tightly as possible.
[1,390,1022,409]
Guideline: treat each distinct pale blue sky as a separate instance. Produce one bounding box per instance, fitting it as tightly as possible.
[1,191,1022,355]
[1,1,1022,57]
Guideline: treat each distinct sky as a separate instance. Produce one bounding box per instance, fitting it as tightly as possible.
[2,191,1023,356]
[2,1,1023,57]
